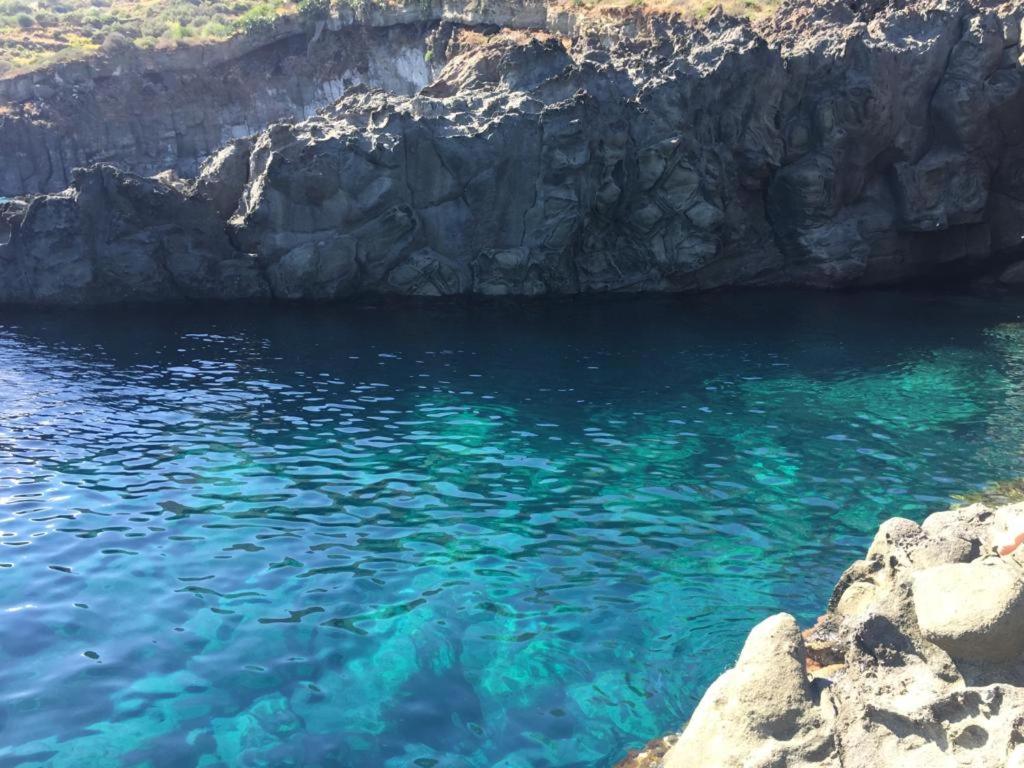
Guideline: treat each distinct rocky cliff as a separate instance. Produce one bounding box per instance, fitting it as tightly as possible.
[0,20,435,197]
[617,501,1024,768]
[3,0,1024,303]
[0,0,549,197]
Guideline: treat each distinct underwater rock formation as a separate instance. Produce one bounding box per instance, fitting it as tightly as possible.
[3,0,1024,302]
[618,501,1024,768]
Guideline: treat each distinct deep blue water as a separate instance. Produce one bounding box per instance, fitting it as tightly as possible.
[1,292,1024,767]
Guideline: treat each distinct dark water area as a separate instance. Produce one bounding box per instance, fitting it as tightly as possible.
[1,291,1024,767]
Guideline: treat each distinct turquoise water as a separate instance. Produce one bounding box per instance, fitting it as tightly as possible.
[1,292,1024,767]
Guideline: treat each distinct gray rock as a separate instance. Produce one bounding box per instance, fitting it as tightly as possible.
[6,0,1024,303]
[913,558,1024,662]
[0,11,452,197]
[662,613,836,768]
[0,165,268,304]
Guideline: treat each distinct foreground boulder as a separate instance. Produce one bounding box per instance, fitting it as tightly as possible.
[623,501,1024,768]
[913,558,1024,662]
[5,0,1024,303]
[665,614,836,767]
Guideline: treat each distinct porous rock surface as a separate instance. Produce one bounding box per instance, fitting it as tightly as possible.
[617,501,1024,768]
[4,0,1024,302]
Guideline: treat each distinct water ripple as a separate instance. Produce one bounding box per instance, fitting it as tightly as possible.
[1,294,1024,767]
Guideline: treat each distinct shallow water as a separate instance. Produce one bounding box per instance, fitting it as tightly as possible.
[1,292,1024,767]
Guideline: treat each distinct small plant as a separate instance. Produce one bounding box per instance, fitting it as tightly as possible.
[100,30,130,53]
[235,3,277,34]
[953,478,1024,507]
[201,20,234,38]
[297,0,330,20]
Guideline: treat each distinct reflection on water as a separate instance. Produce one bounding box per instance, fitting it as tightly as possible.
[1,292,1023,767]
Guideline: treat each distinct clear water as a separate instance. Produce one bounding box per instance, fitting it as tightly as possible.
[2,292,1024,768]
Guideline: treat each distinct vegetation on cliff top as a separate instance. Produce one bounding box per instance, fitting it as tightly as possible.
[0,0,773,77]
[0,0,331,74]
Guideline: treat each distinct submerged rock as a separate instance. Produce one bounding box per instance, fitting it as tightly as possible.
[626,501,1024,768]
[4,0,1024,303]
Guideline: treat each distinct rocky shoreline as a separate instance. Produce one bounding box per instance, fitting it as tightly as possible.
[3,0,1024,303]
[617,500,1024,767]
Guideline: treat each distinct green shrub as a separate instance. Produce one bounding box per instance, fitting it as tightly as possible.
[14,12,32,27]
[166,20,190,39]
[200,19,234,37]
[298,0,329,19]
[101,30,131,53]
[235,4,275,34]
[0,1,31,15]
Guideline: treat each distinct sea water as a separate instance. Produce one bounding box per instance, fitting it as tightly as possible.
[1,292,1024,767]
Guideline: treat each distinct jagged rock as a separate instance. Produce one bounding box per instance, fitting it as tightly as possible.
[5,0,1024,303]
[913,558,1024,662]
[0,12,450,197]
[191,139,254,220]
[0,165,268,303]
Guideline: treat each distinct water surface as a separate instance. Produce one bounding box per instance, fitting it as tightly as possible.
[2,292,1024,767]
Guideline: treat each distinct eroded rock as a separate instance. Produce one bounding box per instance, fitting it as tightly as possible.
[913,558,1024,662]
[628,501,1024,768]
[663,614,836,768]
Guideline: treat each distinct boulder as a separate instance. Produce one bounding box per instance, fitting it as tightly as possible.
[0,165,269,304]
[662,613,836,768]
[912,558,1024,662]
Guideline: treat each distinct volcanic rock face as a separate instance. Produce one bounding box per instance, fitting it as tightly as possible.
[0,0,551,198]
[0,166,266,303]
[628,501,1024,768]
[3,0,1024,303]
[0,21,439,198]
